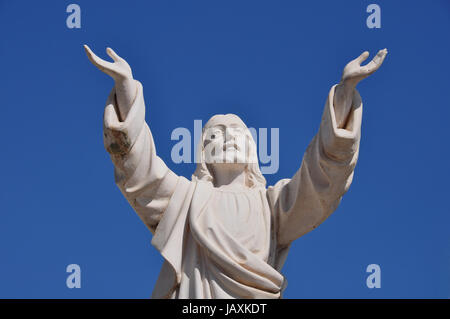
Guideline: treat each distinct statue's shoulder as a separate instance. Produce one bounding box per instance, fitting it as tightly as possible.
[266,178,290,192]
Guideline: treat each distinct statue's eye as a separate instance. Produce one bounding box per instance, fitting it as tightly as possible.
[211,134,216,139]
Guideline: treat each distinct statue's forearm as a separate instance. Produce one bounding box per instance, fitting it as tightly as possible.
[333,81,356,129]
[114,77,137,122]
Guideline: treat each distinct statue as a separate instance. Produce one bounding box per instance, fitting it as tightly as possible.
[84,45,387,298]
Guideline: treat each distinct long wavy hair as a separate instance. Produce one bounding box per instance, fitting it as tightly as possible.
[192,114,266,189]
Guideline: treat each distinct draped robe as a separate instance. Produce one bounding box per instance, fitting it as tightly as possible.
[102,81,363,299]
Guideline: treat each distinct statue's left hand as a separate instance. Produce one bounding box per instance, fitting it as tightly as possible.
[341,49,388,88]
[333,49,387,128]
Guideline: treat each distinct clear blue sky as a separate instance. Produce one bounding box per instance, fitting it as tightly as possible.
[0,0,449,298]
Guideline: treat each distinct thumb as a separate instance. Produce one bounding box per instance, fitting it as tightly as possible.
[356,51,370,64]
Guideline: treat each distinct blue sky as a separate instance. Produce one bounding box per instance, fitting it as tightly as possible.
[0,0,449,298]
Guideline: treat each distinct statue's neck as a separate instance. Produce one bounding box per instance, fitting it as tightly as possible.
[210,164,247,190]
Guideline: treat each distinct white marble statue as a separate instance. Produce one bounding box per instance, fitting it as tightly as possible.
[84,45,387,299]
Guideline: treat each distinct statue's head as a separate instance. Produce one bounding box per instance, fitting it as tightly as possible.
[192,114,266,188]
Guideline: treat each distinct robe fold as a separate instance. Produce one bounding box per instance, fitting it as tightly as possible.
[103,80,363,299]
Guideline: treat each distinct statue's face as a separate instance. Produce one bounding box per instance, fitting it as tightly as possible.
[202,116,253,165]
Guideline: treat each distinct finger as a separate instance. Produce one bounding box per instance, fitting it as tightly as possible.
[84,44,97,62]
[84,44,103,67]
[372,49,387,65]
[355,51,370,65]
[364,49,388,73]
[106,47,122,62]
[84,45,113,70]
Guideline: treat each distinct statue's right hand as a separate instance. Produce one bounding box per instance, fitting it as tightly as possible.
[84,45,133,82]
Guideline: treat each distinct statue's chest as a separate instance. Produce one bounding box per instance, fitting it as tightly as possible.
[207,189,271,258]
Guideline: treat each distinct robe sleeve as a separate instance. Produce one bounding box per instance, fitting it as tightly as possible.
[103,80,179,234]
[267,84,363,246]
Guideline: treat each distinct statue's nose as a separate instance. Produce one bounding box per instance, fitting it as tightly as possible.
[225,133,235,142]
[224,131,233,142]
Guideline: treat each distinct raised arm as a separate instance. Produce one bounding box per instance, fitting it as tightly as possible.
[267,49,387,247]
[84,45,179,234]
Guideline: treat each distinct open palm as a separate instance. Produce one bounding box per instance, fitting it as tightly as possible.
[342,49,388,86]
[84,45,133,81]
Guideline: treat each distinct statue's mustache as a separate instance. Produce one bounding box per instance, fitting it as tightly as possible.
[223,142,240,151]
